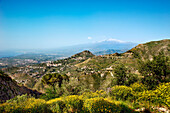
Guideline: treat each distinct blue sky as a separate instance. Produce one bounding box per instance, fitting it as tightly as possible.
[0,0,170,50]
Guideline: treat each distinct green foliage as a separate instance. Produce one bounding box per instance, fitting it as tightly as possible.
[47,98,66,113]
[138,52,169,89]
[137,82,170,107]
[60,78,90,96]
[130,82,147,92]
[113,64,138,86]
[110,85,134,101]
[40,86,59,101]
[83,97,135,113]
[80,90,107,100]
[64,95,84,112]
[41,73,68,87]
[113,64,128,85]
[0,94,50,113]
[126,74,139,86]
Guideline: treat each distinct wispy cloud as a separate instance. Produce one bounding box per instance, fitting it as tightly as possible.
[107,38,126,43]
[98,38,126,43]
[87,37,92,40]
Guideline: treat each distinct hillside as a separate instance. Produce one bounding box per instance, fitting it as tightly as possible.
[0,71,41,102]
[127,39,170,60]
[1,39,170,93]
[0,39,169,112]
[77,39,170,74]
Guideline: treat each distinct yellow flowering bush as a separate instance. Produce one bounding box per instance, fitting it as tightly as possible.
[83,97,135,113]
[79,90,107,100]
[110,85,134,101]
[0,95,50,113]
[23,98,48,113]
[137,82,170,107]
[130,82,147,92]
[63,95,83,112]
[47,98,66,113]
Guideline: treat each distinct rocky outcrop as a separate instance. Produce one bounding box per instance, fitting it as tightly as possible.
[0,71,41,102]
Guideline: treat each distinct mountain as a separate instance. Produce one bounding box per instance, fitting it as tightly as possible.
[0,39,136,68]
[53,39,137,55]
[76,39,170,73]
[0,71,41,102]
[94,49,125,55]
[0,39,137,58]
[90,39,137,51]
[1,39,169,93]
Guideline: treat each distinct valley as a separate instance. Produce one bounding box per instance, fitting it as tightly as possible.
[0,39,169,112]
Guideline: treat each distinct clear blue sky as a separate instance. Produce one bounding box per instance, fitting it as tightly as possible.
[0,0,170,50]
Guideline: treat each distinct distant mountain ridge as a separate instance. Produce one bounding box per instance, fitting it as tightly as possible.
[94,49,126,55]
[0,39,137,58]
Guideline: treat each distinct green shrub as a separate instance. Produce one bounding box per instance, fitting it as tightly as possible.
[79,90,107,100]
[47,98,66,113]
[83,97,135,113]
[130,82,147,92]
[138,52,169,89]
[63,95,83,112]
[110,85,134,101]
[0,94,50,113]
[137,82,170,107]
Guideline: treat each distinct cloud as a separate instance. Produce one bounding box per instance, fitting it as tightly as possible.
[107,38,126,43]
[98,38,126,43]
[88,37,92,40]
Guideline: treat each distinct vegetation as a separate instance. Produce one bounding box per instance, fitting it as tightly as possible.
[138,52,170,89]
[1,82,169,112]
[0,39,169,112]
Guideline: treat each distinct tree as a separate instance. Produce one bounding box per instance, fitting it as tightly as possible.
[113,64,128,85]
[113,64,138,86]
[41,73,68,88]
[138,52,169,89]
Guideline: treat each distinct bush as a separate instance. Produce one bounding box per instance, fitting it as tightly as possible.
[83,97,135,113]
[63,95,83,112]
[138,52,169,89]
[137,82,170,108]
[0,94,50,113]
[47,98,66,113]
[110,85,134,101]
[113,64,128,85]
[130,82,147,92]
[79,90,107,100]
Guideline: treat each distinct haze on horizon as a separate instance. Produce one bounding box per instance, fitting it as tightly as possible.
[0,0,170,50]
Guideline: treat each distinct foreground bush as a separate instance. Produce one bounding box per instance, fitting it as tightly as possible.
[79,90,107,100]
[47,98,66,113]
[83,97,135,113]
[64,95,83,112]
[130,82,147,92]
[0,94,50,113]
[110,85,134,101]
[137,82,170,108]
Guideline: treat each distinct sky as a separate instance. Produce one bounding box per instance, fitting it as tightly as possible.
[0,0,170,50]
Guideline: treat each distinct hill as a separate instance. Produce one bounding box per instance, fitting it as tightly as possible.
[127,39,170,60]
[76,39,170,74]
[1,39,170,92]
[0,71,41,102]
[0,39,169,113]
